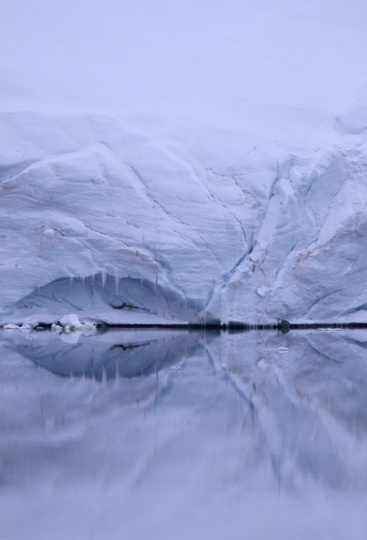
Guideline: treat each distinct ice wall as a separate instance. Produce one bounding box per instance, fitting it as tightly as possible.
[1,112,367,324]
[1,1,367,324]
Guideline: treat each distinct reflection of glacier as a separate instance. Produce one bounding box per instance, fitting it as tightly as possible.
[218,330,367,491]
[1,329,367,532]
[5,330,202,380]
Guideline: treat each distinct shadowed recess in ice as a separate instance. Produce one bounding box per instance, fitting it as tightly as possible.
[10,272,209,324]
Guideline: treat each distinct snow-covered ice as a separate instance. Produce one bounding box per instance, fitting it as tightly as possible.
[1,0,367,324]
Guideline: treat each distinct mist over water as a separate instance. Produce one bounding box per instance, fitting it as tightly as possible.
[1,329,367,539]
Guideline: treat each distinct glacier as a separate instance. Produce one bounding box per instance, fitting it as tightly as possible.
[1,112,367,325]
[1,0,367,324]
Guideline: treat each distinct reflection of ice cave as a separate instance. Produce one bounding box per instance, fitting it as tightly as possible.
[7,330,202,380]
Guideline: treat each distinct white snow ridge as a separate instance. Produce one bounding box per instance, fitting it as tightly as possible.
[1,0,367,326]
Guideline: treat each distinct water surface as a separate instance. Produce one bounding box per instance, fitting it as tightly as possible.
[1,328,367,539]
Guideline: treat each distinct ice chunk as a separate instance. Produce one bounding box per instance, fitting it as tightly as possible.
[3,323,20,330]
[58,314,96,334]
[20,318,38,333]
[59,314,82,330]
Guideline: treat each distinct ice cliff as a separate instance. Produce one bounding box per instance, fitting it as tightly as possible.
[1,0,367,324]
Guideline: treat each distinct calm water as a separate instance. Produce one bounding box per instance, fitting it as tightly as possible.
[1,328,367,539]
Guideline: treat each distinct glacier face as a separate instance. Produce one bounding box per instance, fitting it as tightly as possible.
[1,0,367,324]
[1,112,367,324]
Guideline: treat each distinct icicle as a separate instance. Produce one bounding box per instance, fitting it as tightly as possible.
[101,269,106,288]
